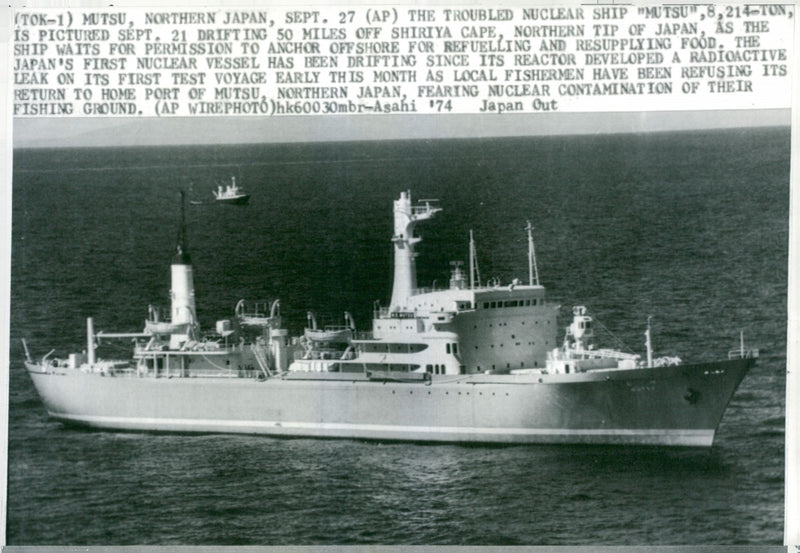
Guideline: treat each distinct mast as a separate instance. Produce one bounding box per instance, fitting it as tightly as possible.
[740,330,745,358]
[469,230,475,290]
[526,220,539,286]
[389,191,441,311]
[468,229,481,289]
[645,316,653,368]
[86,317,95,366]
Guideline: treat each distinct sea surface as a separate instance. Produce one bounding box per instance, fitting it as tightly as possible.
[7,129,789,545]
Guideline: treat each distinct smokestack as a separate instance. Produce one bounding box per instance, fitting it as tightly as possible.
[170,192,197,329]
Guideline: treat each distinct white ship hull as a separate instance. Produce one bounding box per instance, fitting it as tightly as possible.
[27,356,753,446]
[23,191,757,448]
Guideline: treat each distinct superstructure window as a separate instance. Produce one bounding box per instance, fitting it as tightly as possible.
[362,343,428,353]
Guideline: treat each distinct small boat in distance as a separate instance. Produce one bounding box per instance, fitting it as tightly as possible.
[213,176,250,205]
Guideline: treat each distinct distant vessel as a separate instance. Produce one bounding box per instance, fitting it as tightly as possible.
[213,176,250,204]
[23,191,757,446]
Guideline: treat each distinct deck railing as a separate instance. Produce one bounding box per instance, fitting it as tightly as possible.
[728,348,759,360]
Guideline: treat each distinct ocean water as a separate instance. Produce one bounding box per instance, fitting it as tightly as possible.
[7,128,788,545]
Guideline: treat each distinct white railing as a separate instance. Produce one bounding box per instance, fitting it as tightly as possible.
[411,203,439,216]
[729,348,759,360]
[554,347,640,361]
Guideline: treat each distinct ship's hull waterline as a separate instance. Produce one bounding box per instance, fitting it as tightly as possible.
[215,195,250,205]
[27,356,753,446]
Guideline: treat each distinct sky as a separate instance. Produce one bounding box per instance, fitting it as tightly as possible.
[12,109,792,149]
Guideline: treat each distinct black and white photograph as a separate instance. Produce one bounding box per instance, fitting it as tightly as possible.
[2,1,797,548]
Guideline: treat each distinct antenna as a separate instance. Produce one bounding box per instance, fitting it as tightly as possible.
[174,191,191,264]
[526,221,539,286]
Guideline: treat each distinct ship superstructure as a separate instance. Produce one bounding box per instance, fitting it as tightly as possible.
[26,195,288,382]
[289,191,559,376]
[213,176,250,204]
[23,191,758,446]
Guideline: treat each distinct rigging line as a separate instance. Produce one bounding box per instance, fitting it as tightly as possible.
[583,308,637,354]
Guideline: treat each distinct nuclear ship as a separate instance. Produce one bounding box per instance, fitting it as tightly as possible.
[23,191,757,446]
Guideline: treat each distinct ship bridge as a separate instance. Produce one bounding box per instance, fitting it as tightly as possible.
[379,191,559,374]
[407,283,548,315]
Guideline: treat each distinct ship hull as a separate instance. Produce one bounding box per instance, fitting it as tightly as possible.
[26,357,753,447]
[215,194,250,205]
